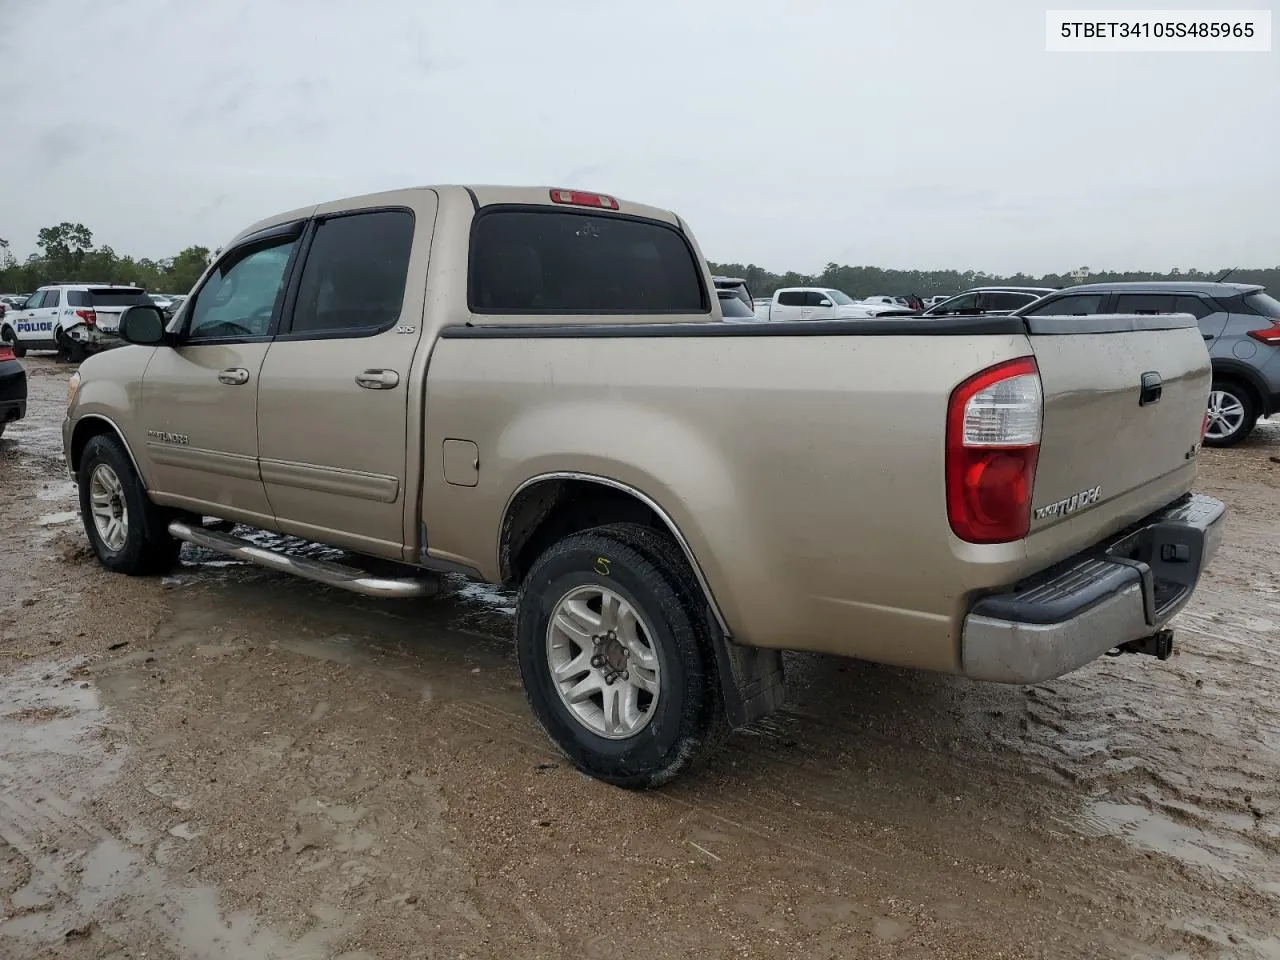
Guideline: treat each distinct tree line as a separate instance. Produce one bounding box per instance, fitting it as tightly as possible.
[2,222,1275,302]
[0,223,212,297]
[709,261,1280,300]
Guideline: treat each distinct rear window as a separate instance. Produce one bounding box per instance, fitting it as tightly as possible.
[1245,291,1280,319]
[468,209,706,314]
[717,292,755,318]
[89,288,152,308]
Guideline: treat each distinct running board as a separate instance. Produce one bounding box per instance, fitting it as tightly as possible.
[167,521,438,599]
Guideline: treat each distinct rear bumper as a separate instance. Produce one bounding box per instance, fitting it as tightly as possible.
[961,493,1226,684]
[66,324,118,349]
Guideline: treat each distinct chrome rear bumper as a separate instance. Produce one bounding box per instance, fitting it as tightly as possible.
[961,494,1226,684]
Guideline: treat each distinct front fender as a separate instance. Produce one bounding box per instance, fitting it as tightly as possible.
[65,345,157,484]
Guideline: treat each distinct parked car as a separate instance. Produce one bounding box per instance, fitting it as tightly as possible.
[711,275,752,308]
[1,284,154,361]
[1014,281,1280,446]
[64,183,1223,789]
[922,286,1059,317]
[162,295,187,320]
[0,339,26,438]
[764,287,903,321]
[717,288,760,322]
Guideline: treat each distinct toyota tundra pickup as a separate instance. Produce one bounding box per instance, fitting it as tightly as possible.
[62,185,1224,788]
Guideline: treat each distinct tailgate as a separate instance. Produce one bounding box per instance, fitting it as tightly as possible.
[93,308,125,332]
[88,288,150,332]
[1024,311,1210,561]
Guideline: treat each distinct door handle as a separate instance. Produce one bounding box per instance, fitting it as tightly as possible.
[1139,371,1162,406]
[1202,333,1214,341]
[355,369,400,390]
[218,367,250,385]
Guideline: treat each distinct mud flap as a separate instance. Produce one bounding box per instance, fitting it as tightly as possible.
[705,610,786,728]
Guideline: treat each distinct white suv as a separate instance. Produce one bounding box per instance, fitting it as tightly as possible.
[0,283,153,361]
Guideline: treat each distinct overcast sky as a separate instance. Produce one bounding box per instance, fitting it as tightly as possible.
[1,0,1276,275]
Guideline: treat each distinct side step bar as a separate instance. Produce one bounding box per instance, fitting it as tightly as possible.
[167,521,438,599]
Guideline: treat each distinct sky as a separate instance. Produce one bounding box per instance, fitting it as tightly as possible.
[0,0,1277,276]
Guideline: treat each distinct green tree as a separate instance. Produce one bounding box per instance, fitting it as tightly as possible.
[37,222,95,272]
[163,246,212,294]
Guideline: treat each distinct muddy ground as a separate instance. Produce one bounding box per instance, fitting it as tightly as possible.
[2,356,1278,960]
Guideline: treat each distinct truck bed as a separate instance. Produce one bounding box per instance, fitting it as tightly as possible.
[420,313,1209,673]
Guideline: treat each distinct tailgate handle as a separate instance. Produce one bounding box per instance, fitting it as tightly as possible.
[1139,372,1162,406]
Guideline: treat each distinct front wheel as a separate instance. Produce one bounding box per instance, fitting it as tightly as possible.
[516,524,728,789]
[77,435,182,574]
[1204,381,1257,448]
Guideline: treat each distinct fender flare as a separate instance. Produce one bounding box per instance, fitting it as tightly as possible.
[69,414,149,490]
[501,471,785,728]
[1210,358,1268,411]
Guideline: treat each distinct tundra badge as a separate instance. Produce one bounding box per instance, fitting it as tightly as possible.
[1033,485,1102,520]
[147,430,189,445]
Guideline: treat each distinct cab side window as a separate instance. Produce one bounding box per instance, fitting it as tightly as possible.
[44,290,61,308]
[22,292,45,310]
[185,239,298,342]
[286,210,415,337]
[775,291,805,307]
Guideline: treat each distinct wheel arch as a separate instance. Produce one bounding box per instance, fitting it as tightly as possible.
[1210,358,1266,411]
[499,472,730,637]
[69,415,148,489]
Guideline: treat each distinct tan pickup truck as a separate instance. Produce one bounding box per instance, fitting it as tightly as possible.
[62,185,1225,788]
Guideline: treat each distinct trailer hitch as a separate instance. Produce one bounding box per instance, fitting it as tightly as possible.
[1106,628,1175,661]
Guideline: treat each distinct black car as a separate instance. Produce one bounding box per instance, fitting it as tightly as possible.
[0,340,27,439]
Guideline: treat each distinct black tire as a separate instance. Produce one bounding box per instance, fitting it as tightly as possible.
[1,326,23,358]
[1204,379,1258,448]
[516,523,728,789]
[77,434,182,575]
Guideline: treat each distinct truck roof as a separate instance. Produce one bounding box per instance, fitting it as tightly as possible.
[229,185,683,250]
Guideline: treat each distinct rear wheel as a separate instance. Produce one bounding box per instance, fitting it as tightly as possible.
[77,435,182,574]
[1204,380,1257,447]
[516,523,728,789]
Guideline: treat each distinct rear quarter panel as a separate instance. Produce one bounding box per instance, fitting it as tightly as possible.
[422,331,1037,673]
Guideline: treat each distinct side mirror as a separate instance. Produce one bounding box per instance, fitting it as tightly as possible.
[118,305,169,346]
[818,299,832,307]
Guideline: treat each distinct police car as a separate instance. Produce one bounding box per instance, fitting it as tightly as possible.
[0,283,153,362]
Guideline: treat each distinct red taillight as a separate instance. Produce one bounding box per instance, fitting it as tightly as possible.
[1247,323,1280,344]
[549,189,619,210]
[75,309,97,326]
[946,357,1043,544]
[0,345,13,362]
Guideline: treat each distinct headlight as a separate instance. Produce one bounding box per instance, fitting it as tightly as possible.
[66,371,81,411]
